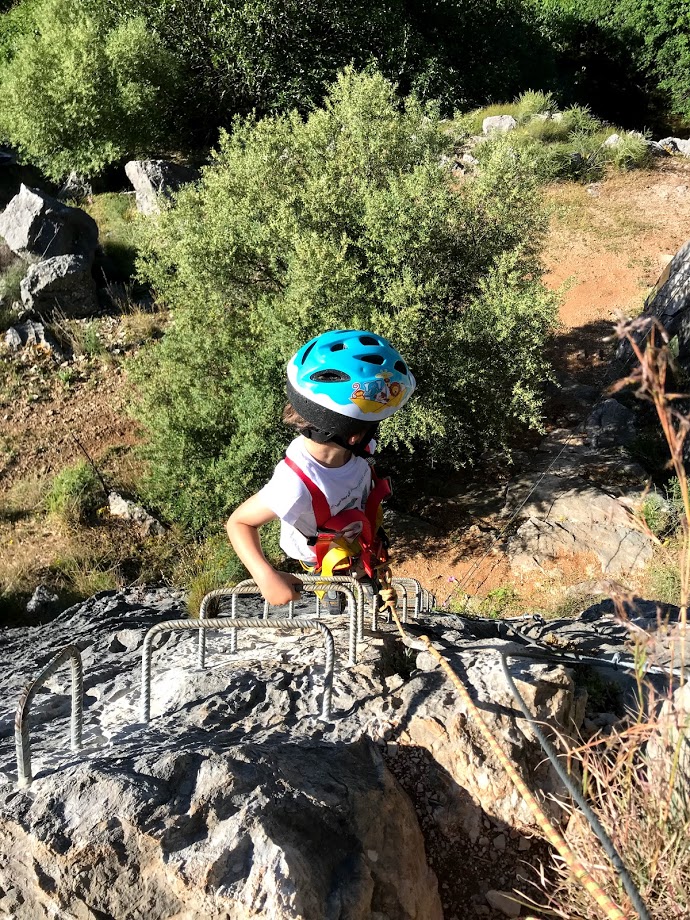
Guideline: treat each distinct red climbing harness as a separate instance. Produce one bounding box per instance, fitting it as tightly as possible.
[282,455,391,579]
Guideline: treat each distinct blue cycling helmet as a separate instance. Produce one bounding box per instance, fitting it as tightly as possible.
[287,330,415,446]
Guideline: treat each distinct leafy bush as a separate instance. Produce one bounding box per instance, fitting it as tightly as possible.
[131,69,557,530]
[468,93,652,183]
[101,0,555,138]
[45,460,104,522]
[0,0,179,179]
[178,524,283,616]
[530,0,690,130]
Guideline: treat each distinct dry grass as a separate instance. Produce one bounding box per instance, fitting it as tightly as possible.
[542,674,690,918]
[536,322,690,919]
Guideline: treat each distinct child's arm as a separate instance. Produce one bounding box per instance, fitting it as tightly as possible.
[226,494,302,605]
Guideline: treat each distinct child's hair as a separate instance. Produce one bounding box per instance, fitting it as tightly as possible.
[282,402,371,442]
[282,402,311,431]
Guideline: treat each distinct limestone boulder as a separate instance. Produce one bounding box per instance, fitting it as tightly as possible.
[585,398,636,448]
[506,473,652,575]
[0,740,441,920]
[108,491,165,536]
[2,588,678,918]
[482,115,517,136]
[124,160,200,215]
[617,239,690,370]
[658,137,690,157]
[20,254,98,317]
[503,427,652,576]
[0,184,98,264]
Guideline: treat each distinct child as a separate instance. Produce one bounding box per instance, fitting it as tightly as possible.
[226,329,415,609]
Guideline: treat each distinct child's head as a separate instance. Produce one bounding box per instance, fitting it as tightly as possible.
[285,330,415,450]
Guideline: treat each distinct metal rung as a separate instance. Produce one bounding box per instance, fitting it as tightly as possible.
[142,618,335,723]
[200,576,363,665]
[14,645,83,788]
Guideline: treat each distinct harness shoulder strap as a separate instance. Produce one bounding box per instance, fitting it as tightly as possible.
[282,456,331,527]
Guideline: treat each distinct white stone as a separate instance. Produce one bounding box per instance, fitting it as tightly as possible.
[0,184,97,264]
[482,115,517,135]
[124,160,200,215]
[20,255,97,318]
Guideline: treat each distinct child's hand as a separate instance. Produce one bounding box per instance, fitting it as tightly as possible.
[257,569,303,606]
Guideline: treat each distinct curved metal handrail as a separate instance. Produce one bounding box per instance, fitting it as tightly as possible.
[141,617,335,722]
[392,577,423,621]
[14,644,83,788]
[199,577,361,665]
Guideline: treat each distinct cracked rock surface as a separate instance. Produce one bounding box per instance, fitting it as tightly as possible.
[0,588,680,919]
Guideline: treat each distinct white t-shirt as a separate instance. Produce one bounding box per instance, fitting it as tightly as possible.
[259,437,374,563]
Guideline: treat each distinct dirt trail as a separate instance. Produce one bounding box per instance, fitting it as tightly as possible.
[395,160,690,607]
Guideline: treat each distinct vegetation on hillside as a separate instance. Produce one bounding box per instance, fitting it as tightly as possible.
[460,90,652,182]
[130,70,557,530]
[0,0,687,178]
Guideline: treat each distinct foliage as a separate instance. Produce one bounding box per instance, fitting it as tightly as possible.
[0,256,26,315]
[544,682,690,918]
[466,93,652,183]
[0,0,179,179]
[131,70,557,530]
[44,460,104,522]
[640,479,683,541]
[97,0,554,140]
[84,193,139,281]
[529,0,690,129]
[178,523,283,617]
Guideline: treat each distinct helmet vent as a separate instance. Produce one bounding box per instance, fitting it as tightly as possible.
[394,360,407,374]
[310,370,351,382]
[358,354,384,365]
[330,343,345,351]
[301,341,316,364]
[358,335,380,346]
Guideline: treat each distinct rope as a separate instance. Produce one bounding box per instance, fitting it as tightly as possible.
[386,606,632,920]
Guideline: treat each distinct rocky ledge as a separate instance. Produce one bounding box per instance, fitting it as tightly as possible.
[0,588,681,919]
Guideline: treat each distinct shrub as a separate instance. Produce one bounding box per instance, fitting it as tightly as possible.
[45,460,104,522]
[0,0,179,179]
[0,256,26,309]
[514,89,557,121]
[178,524,283,616]
[131,69,557,530]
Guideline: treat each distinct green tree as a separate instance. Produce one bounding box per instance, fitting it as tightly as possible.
[131,69,557,530]
[0,0,178,179]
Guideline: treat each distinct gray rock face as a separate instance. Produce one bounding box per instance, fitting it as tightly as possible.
[482,115,517,136]
[6,586,657,917]
[505,429,652,575]
[658,137,690,157]
[25,585,59,616]
[20,254,97,317]
[0,184,98,264]
[124,160,200,215]
[0,740,441,920]
[585,398,636,447]
[3,588,679,918]
[3,319,63,356]
[616,238,690,370]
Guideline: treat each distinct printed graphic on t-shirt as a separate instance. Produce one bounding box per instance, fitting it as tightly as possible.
[258,437,373,562]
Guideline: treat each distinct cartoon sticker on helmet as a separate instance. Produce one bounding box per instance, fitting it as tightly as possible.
[350,373,407,414]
